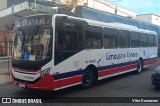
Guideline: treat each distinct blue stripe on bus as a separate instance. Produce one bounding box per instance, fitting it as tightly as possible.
[53,70,84,80]
[52,57,157,80]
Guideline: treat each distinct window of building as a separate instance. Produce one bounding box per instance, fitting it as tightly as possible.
[103,28,118,49]
[119,30,130,48]
[130,31,140,48]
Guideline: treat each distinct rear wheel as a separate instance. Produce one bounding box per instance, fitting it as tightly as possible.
[135,59,143,74]
[81,68,96,89]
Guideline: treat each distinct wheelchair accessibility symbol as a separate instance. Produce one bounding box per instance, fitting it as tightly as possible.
[23,52,30,60]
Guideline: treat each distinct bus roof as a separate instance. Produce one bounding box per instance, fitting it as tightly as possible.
[15,14,157,35]
[54,14,157,35]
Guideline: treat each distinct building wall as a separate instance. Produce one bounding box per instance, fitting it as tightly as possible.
[0,0,7,11]
[136,14,152,23]
[136,14,160,26]
[151,15,160,26]
[0,31,13,56]
[7,0,28,7]
[49,0,137,18]
[87,0,136,18]
[0,32,13,43]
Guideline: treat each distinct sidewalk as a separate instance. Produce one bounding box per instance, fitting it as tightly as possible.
[0,68,11,85]
[0,56,11,85]
[0,68,10,74]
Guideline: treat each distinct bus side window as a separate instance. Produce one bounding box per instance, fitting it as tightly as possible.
[56,30,65,52]
[148,34,155,47]
[154,35,157,47]
[84,25,102,49]
[140,33,148,47]
[103,27,118,49]
[65,30,77,51]
[77,31,83,49]
[119,30,130,48]
[130,31,140,48]
[56,29,78,52]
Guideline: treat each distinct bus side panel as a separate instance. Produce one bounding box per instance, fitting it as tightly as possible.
[53,51,84,89]
[82,47,157,80]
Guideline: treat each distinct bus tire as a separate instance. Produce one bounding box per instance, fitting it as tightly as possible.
[135,59,143,74]
[81,68,95,89]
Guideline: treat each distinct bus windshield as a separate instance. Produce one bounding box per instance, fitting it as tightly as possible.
[13,26,52,61]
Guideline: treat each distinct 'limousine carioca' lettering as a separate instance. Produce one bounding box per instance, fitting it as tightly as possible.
[106,52,138,60]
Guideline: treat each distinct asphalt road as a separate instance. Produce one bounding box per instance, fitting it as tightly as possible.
[1,61,160,105]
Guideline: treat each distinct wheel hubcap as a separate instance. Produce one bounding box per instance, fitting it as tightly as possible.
[83,71,92,85]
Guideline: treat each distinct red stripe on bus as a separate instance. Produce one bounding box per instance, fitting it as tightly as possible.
[59,77,74,88]
[11,74,55,91]
[98,64,137,78]
[54,75,82,89]
[74,75,82,84]
[53,80,59,90]
[144,60,157,66]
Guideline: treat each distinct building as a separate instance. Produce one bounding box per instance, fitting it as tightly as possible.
[87,0,136,18]
[136,14,160,26]
[0,0,28,11]
[0,0,7,11]
[7,0,28,7]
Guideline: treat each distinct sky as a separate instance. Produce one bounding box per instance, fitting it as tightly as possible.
[105,0,160,15]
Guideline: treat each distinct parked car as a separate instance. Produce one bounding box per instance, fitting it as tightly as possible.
[151,67,160,88]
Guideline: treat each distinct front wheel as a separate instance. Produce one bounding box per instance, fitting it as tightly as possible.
[135,60,143,74]
[81,68,95,89]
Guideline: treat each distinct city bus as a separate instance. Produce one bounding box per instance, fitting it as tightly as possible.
[11,14,158,91]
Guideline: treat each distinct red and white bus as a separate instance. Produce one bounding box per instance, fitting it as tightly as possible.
[11,14,158,91]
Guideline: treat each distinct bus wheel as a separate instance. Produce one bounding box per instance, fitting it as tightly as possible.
[81,68,95,89]
[135,59,143,74]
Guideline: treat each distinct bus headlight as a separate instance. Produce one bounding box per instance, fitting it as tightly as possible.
[40,68,51,78]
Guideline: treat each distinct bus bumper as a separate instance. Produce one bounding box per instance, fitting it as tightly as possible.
[11,73,56,91]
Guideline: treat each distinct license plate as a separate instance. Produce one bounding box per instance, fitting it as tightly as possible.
[18,83,26,88]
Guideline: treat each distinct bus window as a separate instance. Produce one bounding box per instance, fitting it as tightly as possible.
[154,35,157,47]
[65,30,77,51]
[130,31,140,48]
[103,28,118,49]
[148,34,155,47]
[84,26,102,49]
[140,33,148,47]
[56,30,77,52]
[77,31,83,49]
[119,30,130,48]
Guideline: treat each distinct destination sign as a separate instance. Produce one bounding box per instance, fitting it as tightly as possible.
[15,15,51,27]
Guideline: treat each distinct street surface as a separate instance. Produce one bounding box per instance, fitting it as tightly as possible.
[0,61,160,106]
